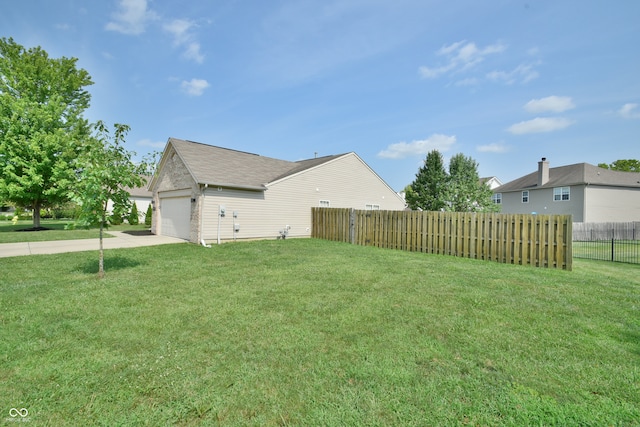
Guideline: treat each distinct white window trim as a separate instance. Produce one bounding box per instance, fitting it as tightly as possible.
[492,193,502,204]
[553,187,570,202]
[522,190,529,203]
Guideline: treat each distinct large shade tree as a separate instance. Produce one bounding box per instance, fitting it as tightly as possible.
[598,159,640,173]
[0,37,93,228]
[446,153,497,212]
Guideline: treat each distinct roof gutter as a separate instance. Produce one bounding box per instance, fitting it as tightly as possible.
[200,182,267,192]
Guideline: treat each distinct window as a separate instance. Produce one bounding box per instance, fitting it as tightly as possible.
[365,204,380,210]
[522,190,529,203]
[319,200,330,207]
[492,193,502,204]
[553,187,570,201]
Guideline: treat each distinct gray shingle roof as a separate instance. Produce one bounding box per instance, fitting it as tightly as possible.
[125,176,152,197]
[168,138,348,190]
[497,162,640,192]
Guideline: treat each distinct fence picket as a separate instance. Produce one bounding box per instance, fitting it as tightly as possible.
[311,208,572,270]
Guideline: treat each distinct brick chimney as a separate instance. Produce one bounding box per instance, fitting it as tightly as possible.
[538,157,549,186]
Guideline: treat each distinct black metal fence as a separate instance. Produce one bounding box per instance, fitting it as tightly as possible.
[573,222,640,264]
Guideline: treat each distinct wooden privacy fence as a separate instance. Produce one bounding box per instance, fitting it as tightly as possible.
[573,222,639,241]
[312,208,572,270]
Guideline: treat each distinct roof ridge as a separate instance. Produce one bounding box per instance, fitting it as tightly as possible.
[172,138,261,157]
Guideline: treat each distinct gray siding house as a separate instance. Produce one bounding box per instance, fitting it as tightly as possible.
[494,158,640,222]
[148,138,406,243]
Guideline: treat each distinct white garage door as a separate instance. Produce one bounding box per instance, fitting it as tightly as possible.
[159,197,191,240]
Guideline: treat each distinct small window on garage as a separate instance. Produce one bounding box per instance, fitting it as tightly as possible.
[522,190,529,203]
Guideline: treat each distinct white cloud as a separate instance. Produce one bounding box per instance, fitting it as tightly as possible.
[454,77,479,87]
[181,78,210,96]
[477,142,509,153]
[163,19,194,44]
[507,117,574,135]
[105,0,158,35]
[619,103,640,119]
[486,63,539,84]
[137,139,166,149]
[163,19,204,63]
[419,40,507,79]
[524,96,575,113]
[183,42,204,63]
[377,134,456,159]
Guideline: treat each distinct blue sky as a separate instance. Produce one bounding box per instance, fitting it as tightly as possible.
[2,0,639,191]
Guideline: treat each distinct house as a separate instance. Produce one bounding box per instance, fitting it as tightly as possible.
[480,176,503,190]
[493,158,640,222]
[106,176,152,223]
[148,138,406,242]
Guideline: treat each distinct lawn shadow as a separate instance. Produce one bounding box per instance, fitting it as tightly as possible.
[78,255,142,274]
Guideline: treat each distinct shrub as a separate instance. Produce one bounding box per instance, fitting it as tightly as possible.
[128,202,139,225]
[110,211,123,225]
[145,204,152,227]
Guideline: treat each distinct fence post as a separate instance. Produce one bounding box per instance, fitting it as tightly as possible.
[349,208,356,245]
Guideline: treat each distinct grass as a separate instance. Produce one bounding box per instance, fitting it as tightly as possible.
[1,239,639,425]
[573,240,640,264]
[0,220,149,244]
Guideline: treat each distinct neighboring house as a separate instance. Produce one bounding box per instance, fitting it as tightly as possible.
[148,138,406,242]
[480,176,503,190]
[106,176,152,222]
[493,158,640,222]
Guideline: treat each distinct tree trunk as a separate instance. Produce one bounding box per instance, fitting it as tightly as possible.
[98,214,105,279]
[33,200,41,229]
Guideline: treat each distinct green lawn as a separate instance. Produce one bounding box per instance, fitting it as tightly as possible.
[1,239,638,426]
[0,220,149,243]
[573,240,640,264]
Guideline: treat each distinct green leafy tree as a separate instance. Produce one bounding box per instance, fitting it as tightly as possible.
[406,150,448,211]
[144,203,153,227]
[0,37,93,228]
[128,201,139,225]
[70,121,148,278]
[598,159,640,172]
[407,150,498,212]
[446,153,498,212]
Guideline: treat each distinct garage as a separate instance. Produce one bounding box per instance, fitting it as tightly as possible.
[159,196,191,240]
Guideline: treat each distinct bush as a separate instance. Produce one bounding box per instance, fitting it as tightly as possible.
[52,203,80,220]
[145,204,152,227]
[110,211,123,225]
[128,202,139,225]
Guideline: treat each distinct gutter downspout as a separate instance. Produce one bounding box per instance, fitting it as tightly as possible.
[200,184,211,248]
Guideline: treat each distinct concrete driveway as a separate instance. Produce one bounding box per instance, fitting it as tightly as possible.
[0,230,186,258]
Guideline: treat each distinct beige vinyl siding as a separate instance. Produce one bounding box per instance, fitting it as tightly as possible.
[201,188,265,240]
[201,153,405,241]
[584,186,640,222]
[263,154,405,238]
